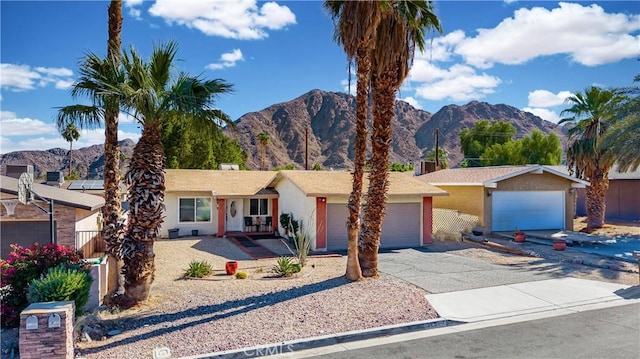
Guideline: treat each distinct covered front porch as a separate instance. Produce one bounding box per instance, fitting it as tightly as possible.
[216,192,279,237]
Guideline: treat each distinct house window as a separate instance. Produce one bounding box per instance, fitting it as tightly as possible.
[249,198,268,215]
[179,198,211,222]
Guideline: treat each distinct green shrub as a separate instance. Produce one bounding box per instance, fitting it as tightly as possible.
[292,263,302,273]
[272,257,297,277]
[1,243,86,328]
[235,271,248,279]
[27,265,93,318]
[183,260,213,278]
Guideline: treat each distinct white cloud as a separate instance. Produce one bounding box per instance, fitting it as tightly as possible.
[454,2,640,69]
[0,111,17,120]
[34,67,73,77]
[527,89,572,108]
[504,0,518,4]
[0,63,74,92]
[119,112,137,124]
[0,127,141,154]
[413,63,502,101]
[340,79,356,96]
[401,97,422,110]
[124,0,143,20]
[149,0,296,40]
[206,49,244,70]
[415,30,466,63]
[0,116,58,136]
[522,107,561,123]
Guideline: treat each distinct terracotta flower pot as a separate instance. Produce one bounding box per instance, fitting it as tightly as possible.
[225,261,238,275]
[514,232,526,243]
[553,239,567,251]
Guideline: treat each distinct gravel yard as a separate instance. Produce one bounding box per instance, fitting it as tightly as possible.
[4,222,637,359]
[74,237,437,358]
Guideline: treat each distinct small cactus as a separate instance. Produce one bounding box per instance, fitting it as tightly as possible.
[235,270,248,279]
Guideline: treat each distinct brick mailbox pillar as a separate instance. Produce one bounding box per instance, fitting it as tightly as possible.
[19,301,75,359]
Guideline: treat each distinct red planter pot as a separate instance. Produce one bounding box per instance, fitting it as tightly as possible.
[225,261,238,275]
[553,239,567,251]
[514,232,526,243]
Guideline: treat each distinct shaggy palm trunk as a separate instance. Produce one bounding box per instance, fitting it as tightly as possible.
[122,124,165,303]
[585,169,608,229]
[68,142,73,177]
[345,47,370,281]
[359,70,396,278]
[103,0,125,297]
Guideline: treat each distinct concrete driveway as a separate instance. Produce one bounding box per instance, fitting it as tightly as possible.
[378,247,554,294]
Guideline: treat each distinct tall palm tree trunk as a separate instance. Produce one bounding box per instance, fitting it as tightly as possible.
[68,142,73,177]
[359,69,396,278]
[585,170,608,228]
[345,47,370,281]
[122,124,165,302]
[103,0,125,297]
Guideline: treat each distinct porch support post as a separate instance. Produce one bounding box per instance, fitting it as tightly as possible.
[272,198,279,233]
[315,197,327,249]
[422,197,433,244]
[217,198,225,237]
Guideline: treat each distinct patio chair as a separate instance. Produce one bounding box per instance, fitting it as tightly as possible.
[264,216,273,232]
[244,216,254,232]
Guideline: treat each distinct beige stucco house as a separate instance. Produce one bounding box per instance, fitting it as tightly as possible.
[162,169,448,251]
[415,165,589,233]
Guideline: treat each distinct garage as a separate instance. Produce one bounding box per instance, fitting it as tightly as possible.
[326,203,421,251]
[492,191,564,231]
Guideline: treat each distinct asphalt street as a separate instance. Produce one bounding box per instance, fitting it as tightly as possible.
[307,303,640,359]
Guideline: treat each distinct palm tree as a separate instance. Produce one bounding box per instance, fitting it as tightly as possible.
[110,42,233,303]
[325,0,384,281]
[359,0,442,277]
[559,86,626,228]
[60,123,80,177]
[600,77,640,172]
[257,132,270,170]
[57,0,126,298]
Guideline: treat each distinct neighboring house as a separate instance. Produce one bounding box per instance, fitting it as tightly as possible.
[0,175,105,258]
[415,165,589,233]
[595,167,640,221]
[271,170,447,251]
[163,169,279,238]
[162,169,448,251]
[548,165,640,221]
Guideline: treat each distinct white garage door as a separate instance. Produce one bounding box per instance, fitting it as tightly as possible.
[326,203,421,251]
[492,191,564,231]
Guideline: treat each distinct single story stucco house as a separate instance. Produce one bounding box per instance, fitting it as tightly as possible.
[272,170,447,251]
[162,169,448,251]
[547,165,640,221]
[415,165,589,233]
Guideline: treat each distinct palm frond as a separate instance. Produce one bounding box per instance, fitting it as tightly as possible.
[56,105,105,131]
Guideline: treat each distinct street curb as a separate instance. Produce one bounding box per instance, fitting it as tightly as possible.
[181,318,459,359]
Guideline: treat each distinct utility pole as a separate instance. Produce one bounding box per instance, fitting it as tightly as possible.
[435,128,440,170]
[305,127,309,170]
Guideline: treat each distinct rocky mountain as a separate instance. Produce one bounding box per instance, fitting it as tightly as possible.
[1,90,565,175]
[226,89,563,169]
[0,139,135,179]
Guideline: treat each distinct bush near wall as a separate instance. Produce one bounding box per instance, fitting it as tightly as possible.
[0,243,85,328]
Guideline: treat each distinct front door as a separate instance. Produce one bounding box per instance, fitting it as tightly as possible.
[226,199,243,232]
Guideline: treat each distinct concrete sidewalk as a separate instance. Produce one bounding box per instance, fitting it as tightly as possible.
[425,277,640,322]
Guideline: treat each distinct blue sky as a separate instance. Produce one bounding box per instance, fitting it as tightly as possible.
[1,0,638,154]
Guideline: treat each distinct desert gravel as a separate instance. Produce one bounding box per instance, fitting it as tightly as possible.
[75,237,437,358]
